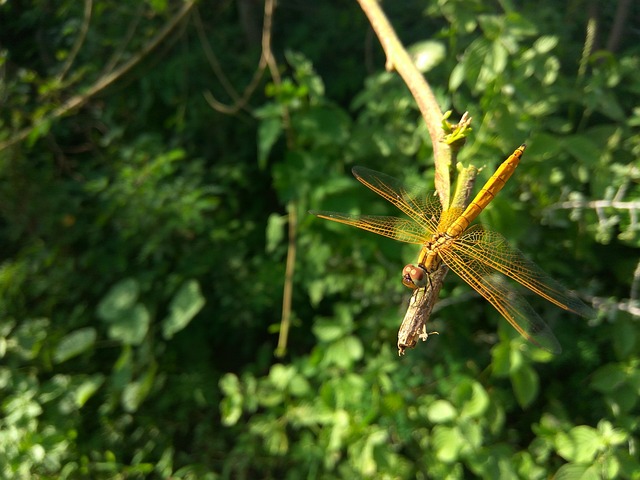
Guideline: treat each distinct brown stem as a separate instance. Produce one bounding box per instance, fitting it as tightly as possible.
[356,0,452,207]
[606,0,631,53]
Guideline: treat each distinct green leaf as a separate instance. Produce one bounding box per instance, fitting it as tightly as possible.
[462,38,490,91]
[490,341,511,377]
[265,213,286,253]
[556,425,601,463]
[533,35,558,54]
[292,106,351,147]
[219,373,241,396]
[618,451,640,478]
[288,374,311,397]
[313,317,350,342]
[590,364,626,393]
[477,14,503,39]
[219,374,245,425]
[612,317,637,358]
[220,394,243,427]
[460,382,490,419]
[105,304,150,345]
[595,90,626,121]
[562,136,602,166]
[554,463,593,480]
[490,41,508,75]
[53,327,97,363]
[97,278,140,321]
[449,63,465,91]
[352,428,388,476]
[597,420,627,446]
[409,40,446,73]
[511,364,539,408]
[264,425,289,455]
[327,410,350,455]
[426,400,457,423]
[257,113,283,170]
[162,280,205,340]
[543,56,560,85]
[269,364,295,391]
[321,335,363,368]
[74,374,105,407]
[432,425,464,463]
[12,318,50,360]
[122,364,157,413]
[148,0,168,13]
[26,118,52,147]
[607,383,638,413]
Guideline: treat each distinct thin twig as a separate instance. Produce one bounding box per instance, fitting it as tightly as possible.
[102,4,145,76]
[578,16,597,79]
[356,0,451,207]
[195,7,251,112]
[606,0,631,53]
[260,0,296,358]
[277,204,297,357]
[58,0,93,81]
[550,199,640,210]
[550,198,639,234]
[589,295,640,318]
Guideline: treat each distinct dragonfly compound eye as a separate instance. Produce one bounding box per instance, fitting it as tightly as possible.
[402,264,428,289]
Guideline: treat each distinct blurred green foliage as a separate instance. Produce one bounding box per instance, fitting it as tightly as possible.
[1,0,639,478]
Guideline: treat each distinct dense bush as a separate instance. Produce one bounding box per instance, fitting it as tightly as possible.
[1,1,638,478]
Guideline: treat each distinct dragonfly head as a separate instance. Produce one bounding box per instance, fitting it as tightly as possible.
[402,264,428,289]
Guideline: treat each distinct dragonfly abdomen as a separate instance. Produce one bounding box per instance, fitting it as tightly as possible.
[446,145,525,237]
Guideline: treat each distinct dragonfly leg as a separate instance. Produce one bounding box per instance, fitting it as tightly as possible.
[419,324,439,342]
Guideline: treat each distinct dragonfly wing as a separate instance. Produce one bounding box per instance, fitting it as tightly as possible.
[351,166,441,233]
[440,245,562,354]
[309,211,426,244]
[458,226,594,318]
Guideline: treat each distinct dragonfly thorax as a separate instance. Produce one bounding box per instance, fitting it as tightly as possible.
[402,233,453,289]
[422,233,453,269]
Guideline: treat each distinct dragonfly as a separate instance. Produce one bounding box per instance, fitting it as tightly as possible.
[310,145,594,354]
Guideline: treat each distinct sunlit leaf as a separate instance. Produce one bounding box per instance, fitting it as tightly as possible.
[460,382,490,419]
[97,278,140,321]
[409,40,446,73]
[265,213,286,253]
[554,463,593,480]
[122,365,156,413]
[74,374,104,407]
[313,317,350,342]
[321,335,363,368]
[162,280,205,339]
[426,400,457,423]
[533,35,558,54]
[432,425,464,463]
[257,115,283,170]
[53,328,97,364]
[105,304,150,345]
[556,425,601,464]
[269,363,295,390]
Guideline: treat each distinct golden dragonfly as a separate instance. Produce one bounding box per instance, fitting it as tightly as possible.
[310,145,593,354]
